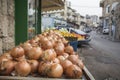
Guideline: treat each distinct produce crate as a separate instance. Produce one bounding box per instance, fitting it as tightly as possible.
[0,66,95,80]
[69,41,78,51]
[64,37,78,41]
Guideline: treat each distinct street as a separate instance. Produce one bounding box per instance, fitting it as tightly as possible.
[79,31,120,80]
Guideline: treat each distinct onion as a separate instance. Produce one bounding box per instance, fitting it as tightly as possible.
[47,63,63,78]
[27,47,42,60]
[10,46,24,58]
[61,38,68,46]
[68,55,79,64]
[34,36,40,42]
[57,56,65,63]
[0,60,14,75]
[22,42,32,55]
[42,49,56,61]
[38,61,51,76]
[65,64,82,78]
[61,59,73,70]
[64,45,74,55]
[15,60,31,77]
[54,45,64,56]
[76,59,84,69]
[55,41,64,48]
[0,52,13,60]
[52,58,60,64]
[27,60,39,73]
[14,55,26,61]
[62,53,69,59]
[41,40,53,50]
[49,39,55,47]
[0,56,9,64]
[29,39,36,44]
[40,37,48,43]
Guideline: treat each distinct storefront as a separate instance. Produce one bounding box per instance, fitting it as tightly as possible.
[0,0,64,53]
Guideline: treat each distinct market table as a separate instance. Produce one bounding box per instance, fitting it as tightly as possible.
[0,66,95,80]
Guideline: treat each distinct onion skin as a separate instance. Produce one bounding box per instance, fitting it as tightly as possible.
[41,41,53,50]
[47,63,63,78]
[0,56,10,64]
[27,60,39,73]
[14,55,26,62]
[57,56,66,63]
[68,55,79,64]
[62,53,69,59]
[54,45,64,56]
[61,59,73,70]
[52,58,60,64]
[15,61,31,77]
[38,61,51,76]
[22,42,32,55]
[0,60,14,75]
[42,49,56,61]
[65,65,82,78]
[27,47,42,60]
[10,46,25,58]
[1,52,13,60]
[76,59,84,69]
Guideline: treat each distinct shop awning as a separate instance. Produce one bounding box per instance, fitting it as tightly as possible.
[42,0,65,12]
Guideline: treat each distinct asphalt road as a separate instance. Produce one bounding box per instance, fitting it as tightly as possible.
[79,31,120,80]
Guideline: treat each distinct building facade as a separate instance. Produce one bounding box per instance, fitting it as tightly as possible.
[100,0,120,41]
[42,0,82,29]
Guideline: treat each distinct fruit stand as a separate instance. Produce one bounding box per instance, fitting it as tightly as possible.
[0,30,94,80]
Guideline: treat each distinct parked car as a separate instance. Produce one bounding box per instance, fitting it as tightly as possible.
[83,28,92,33]
[102,28,109,34]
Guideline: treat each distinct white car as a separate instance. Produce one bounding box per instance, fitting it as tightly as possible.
[102,28,109,34]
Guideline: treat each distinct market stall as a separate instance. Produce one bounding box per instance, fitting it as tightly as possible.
[0,30,94,80]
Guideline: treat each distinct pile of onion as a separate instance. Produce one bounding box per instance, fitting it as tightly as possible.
[0,30,84,79]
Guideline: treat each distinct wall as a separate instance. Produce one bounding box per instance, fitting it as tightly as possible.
[0,0,15,54]
[115,3,120,40]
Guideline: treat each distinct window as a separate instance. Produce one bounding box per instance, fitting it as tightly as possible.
[106,5,110,13]
[28,0,39,39]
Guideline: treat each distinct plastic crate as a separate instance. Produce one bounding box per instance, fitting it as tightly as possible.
[69,41,78,51]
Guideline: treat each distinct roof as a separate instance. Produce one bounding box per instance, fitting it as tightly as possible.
[42,0,65,12]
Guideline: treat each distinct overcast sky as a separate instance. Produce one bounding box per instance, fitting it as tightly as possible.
[68,0,102,16]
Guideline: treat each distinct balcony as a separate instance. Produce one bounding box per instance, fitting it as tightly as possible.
[100,0,104,7]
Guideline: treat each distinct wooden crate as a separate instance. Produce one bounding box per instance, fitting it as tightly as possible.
[0,66,95,80]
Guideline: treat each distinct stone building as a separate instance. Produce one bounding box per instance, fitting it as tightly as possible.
[0,0,15,54]
[100,0,120,41]
[114,3,120,40]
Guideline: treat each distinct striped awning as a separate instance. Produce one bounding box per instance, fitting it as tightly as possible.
[42,0,65,12]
